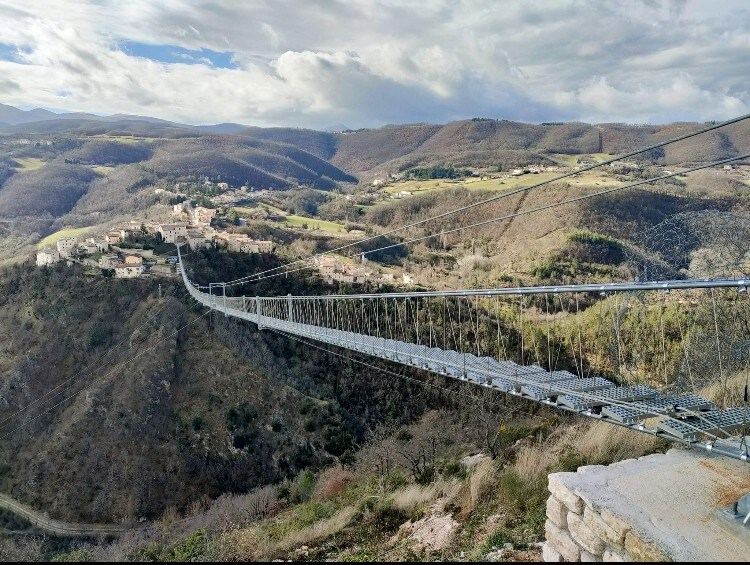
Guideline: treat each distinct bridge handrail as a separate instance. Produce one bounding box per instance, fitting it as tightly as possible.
[175,246,749,300]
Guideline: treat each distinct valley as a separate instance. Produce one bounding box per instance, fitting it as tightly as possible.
[0,114,749,561]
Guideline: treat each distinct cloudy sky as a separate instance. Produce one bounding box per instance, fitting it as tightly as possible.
[0,0,748,129]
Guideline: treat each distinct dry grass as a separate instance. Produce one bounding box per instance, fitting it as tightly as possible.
[280,506,357,549]
[467,458,496,509]
[390,479,462,513]
[699,371,750,407]
[218,525,269,561]
[512,420,662,482]
[391,483,443,512]
[219,506,357,560]
[573,421,663,462]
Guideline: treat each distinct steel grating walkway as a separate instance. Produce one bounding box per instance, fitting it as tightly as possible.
[177,251,750,464]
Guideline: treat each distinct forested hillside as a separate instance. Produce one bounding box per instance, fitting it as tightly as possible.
[0,256,441,524]
[0,164,100,217]
[1,156,749,560]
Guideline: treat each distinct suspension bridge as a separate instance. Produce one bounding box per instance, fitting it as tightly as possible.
[169,114,750,469]
[176,244,750,464]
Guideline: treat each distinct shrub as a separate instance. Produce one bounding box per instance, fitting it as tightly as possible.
[163,530,207,561]
[313,465,354,499]
[191,416,205,431]
[372,500,410,532]
[51,549,93,562]
[291,469,317,503]
[442,460,466,479]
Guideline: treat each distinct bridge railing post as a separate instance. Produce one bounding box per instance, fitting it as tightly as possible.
[255,296,262,329]
[223,283,227,317]
[287,294,293,323]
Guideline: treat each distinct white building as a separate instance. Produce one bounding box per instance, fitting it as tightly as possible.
[56,237,77,258]
[77,241,99,255]
[173,201,192,215]
[158,223,188,243]
[186,230,210,251]
[114,263,144,278]
[36,247,60,267]
[106,230,123,245]
[191,206,217,227]
[86,237,109,253]
[99,255,119,269]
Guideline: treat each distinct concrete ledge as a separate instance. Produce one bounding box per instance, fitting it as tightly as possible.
[544,447,750,561]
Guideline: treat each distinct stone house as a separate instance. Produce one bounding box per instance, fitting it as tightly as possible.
[186,230,210,250]
[56,237,77,258]
[158,223,188,243]
[192,206,217,226]
[114,263,143,278]
[98,255,119,269]
[106,230,123,245]
[36,247,60,266]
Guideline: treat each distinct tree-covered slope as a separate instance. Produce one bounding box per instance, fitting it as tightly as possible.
[0,255,437,523]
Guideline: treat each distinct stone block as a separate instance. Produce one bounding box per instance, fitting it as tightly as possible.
[584,506,624,547]
[548,473,584,514]
[600,508,630,542]
[568,511,606,556]
[603,548,630,562]
[624,531,670,562]
[581,549,603,562]
[542,542,564,562]
[545,519,581,562]
[546,496,568,528]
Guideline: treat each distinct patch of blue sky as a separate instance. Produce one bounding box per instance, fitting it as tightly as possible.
[120,41,237,69]
[0,43,25,63]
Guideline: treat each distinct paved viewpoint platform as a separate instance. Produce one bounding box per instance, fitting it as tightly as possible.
[544,448,750,561]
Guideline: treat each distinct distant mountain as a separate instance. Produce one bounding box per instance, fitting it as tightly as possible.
[0,103,60,125]
[193,122,249,134]
[325,119,750,182]
[0,130,358,222]
[0,117,195,136]
[2,102,747,190]
[101,113,177,124]
[0,103,183,128]
[322,123,351,133]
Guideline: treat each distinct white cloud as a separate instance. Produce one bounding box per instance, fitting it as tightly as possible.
[0,0,747,128]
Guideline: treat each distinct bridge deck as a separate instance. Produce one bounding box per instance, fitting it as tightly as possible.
[177,253,750,464]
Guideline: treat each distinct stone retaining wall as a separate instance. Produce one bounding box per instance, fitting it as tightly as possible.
[541,449,750,562]
[542,474,666,562]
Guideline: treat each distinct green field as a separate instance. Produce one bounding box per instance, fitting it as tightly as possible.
[233,204,347,233]
[547,152,616,167]
[284,214,345,232]
[89,134,164,144]
[91,165,116,175]
[382,169,620,196]
[37,227,94,249]
[12,157,46,171]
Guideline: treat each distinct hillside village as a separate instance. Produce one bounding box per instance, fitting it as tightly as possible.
[35,202,275,280]
[34,198,418,287]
